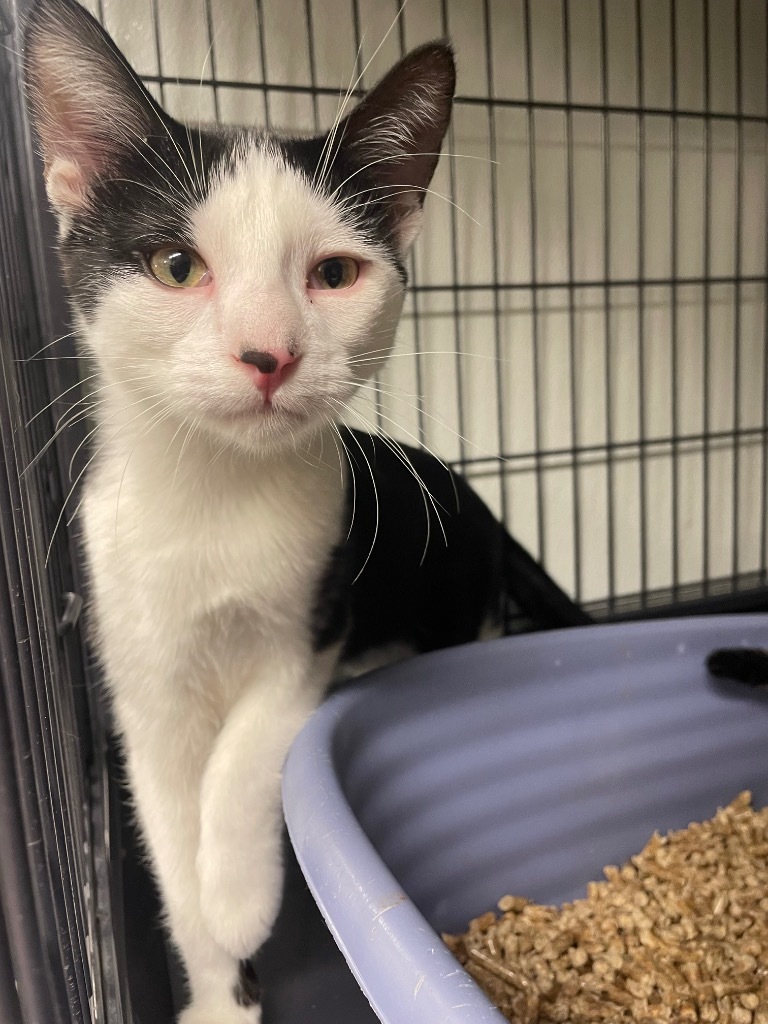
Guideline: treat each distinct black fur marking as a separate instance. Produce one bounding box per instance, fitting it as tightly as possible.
[234,958,261,1008]
[59,124,239,317]
[311,538,353,652]
[311,428,590,658]
[275,134,408,277]
[706,648,768,687]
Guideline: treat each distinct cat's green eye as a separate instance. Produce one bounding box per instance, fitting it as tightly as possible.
[308,257,359,291]
[148,247,210,289]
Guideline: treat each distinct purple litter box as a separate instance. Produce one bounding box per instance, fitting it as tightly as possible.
[282,616,768,1024]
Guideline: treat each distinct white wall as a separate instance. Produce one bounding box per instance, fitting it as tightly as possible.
[83,0,768,608]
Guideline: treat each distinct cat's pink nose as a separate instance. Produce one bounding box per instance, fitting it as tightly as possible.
[237,348,300,400]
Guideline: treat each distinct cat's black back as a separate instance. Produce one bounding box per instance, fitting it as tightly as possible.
[313,429,591,665]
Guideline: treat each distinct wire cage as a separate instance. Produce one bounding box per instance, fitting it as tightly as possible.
[2,0,768,1022]
[65,0,768,621]
[0,7,112,1024]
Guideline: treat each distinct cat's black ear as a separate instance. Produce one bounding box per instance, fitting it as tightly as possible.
[333,41,456,251]
[24,0,167,216]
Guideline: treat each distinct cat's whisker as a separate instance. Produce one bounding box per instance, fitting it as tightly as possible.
[349,376,423,401]
[45,395,170,567]
[352,349,509,365]
[293,433,323,473]
[53,396,99,432]
[329,148,481,218]
[320,416,347,490]
[285,423,334,474]
[122,161,189,215]
[113,402,176,541]
[165,125,203,199]
[330,390,449,561]
[315,427,325,466]
[339,180,483,229]
[338,149,496,207]
[70,418,108,487]
[69,391,168,481]
[107,176,192,209]
[312,27,368,193]
[313,1,409,195]
[0,40,25,61]
[200,433,232,482]
[30,373,159,431]
[194,30,218,193]
[151,72,206,198]
[21,329,80,363]
[349,378,506,463]
[183,120,201,199]
[124,120,197,203]
[380,433,448,555]
[51,393,106,433]
[312,30,365,194]
[18,353,142,362]
[316,424,348,477]
[172,415,203,490]
[180,102,205,200]
[118,122,192,207]
[329,416,379,584]
[334,398,449,560]
[64,495,85,531]
[77,22,202,202]
[109,120,197,212]
[350,397,457,504]
[23,404,98,475]
[25,373,99,427]
[160,43,206,200]
[328,419,359,542]
[163,413,195,459]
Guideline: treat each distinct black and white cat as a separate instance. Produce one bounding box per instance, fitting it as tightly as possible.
[24,2,589,1021]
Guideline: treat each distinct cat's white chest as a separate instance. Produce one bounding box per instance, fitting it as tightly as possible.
[81,432,344,707]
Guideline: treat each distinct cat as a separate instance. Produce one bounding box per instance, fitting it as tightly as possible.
[24,1,590,1021]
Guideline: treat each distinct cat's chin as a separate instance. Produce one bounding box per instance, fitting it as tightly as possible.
[198,387,354,456]
[216,403,310,426]
[202,404,326,457]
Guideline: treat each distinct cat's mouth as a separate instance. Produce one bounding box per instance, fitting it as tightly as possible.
[210,378,344,436]
[218,399,310,425]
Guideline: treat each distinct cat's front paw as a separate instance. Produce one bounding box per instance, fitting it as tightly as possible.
[198,847,282,959]
[178,961,261,1024]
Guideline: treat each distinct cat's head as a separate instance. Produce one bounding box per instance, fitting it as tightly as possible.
[23,0,455,455]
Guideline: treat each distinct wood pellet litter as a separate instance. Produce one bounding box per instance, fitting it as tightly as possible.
[444,792,768,1023]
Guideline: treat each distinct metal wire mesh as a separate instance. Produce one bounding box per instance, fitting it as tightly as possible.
[0,4,109,1018]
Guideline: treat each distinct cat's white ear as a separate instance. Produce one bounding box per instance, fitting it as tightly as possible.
[24,0,166,216]
[334,42,456,252]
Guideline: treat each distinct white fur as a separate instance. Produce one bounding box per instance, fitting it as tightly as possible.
[77,144,406,1022]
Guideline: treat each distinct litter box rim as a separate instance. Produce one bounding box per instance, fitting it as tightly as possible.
[283,615,768,1024]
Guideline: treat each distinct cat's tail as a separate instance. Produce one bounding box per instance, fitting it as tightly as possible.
[502,532,593,630]
[706,647,768,686]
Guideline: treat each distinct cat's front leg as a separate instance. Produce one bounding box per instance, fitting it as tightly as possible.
[197,649,334,960]
[119,698,259,1024]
